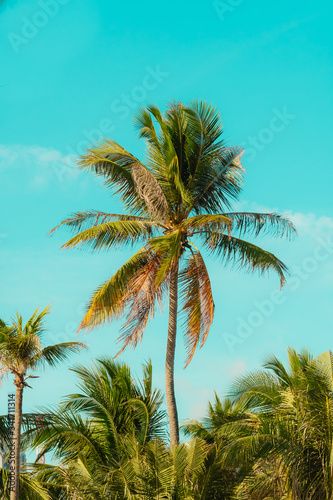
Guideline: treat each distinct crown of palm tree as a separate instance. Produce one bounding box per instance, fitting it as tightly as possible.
[0,306,86,387]
[0,307,86,500]
[52,101,295,367]
[203,348,333,499]
[29,358,236,499]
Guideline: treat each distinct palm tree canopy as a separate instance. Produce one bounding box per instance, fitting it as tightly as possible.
[27,358,237,499]
[52,101,295,366]
[0,306,86,385]
[198,348,333,499]
[27,358,169,499]
[28,358,166,461]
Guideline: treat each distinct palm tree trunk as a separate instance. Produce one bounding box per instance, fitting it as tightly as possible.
[165,261,180,447]
[10,381,23,500]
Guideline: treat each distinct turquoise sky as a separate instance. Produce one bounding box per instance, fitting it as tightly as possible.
[1,0,333,448]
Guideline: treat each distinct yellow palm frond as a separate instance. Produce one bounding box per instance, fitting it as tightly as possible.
[180,248,214,367]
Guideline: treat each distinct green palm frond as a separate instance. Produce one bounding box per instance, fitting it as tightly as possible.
[50,210,155,235]
[20,305,51,339]
[147,231,183,286]
[0,465,52,500]
[191,145,245,213]
[134,107,160,147]
[79,139,169,218]
[184,213,232,233]
[204,232,288,288]
[184,437,209,478]
[314,350,333,391]
[0,318,7,328]
[29,409,106,465]
[60,219,158,251]
[79,246,152,331]
[40,342,87,368]
[222,212,296,239]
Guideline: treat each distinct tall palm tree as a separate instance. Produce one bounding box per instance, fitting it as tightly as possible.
[0,306,86,500]
[52,101,295,446]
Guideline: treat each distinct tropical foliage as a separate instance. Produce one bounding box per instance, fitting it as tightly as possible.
[52,101,295,445]
[0,306,86,500]
[24,356,241,499]
[2,348,333,499]
[185,348,333,500]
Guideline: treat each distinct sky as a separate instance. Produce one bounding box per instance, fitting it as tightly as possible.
[1,0,333,450]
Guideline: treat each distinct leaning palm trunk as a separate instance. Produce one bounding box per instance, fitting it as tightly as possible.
[11,380,23,500]
[165,262,180,446]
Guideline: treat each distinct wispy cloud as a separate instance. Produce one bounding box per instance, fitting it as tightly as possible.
[254,14,320,47]
[0,144,77,189]
[245,201,333,239]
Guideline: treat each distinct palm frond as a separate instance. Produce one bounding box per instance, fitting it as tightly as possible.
[190,145,245,213]
[49,210,155,235]
[79,139,168,218]
[115,250,167,356]
[180,248,214,367]
[78,246,152,331]
[41,342,86,368]
[204,232,288,288]
[222,212,296,239]
[60,219,158,251]
[184,213,232,233]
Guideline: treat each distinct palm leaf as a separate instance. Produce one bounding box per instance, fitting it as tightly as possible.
[79,139,169,218]
[204,232,288,288]
[60,220,158,251]
[79,246,152,331]
[180,249,214,367]
[41,342,86,368]
[49,210,156,235]
[115,250,167,356]
[222,211,296,239]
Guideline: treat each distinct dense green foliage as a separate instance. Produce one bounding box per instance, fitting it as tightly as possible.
[1,349,332,499]
[0,308,86,499]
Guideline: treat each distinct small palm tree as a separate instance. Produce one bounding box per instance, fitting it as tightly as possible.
[0,306,86,500]
[218,348,333,499]
[29,357,166,499]
[52,101,295,446]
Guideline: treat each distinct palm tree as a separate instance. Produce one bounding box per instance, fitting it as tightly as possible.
[217,348,333,499]
[0,306,86,500]
[0,464,51,500]
[29,357,167,499]
[52,101,295,446]
[29,357,236,499]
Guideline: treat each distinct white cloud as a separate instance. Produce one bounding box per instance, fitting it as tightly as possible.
[0,144,78,188]
[244,201,333,239]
